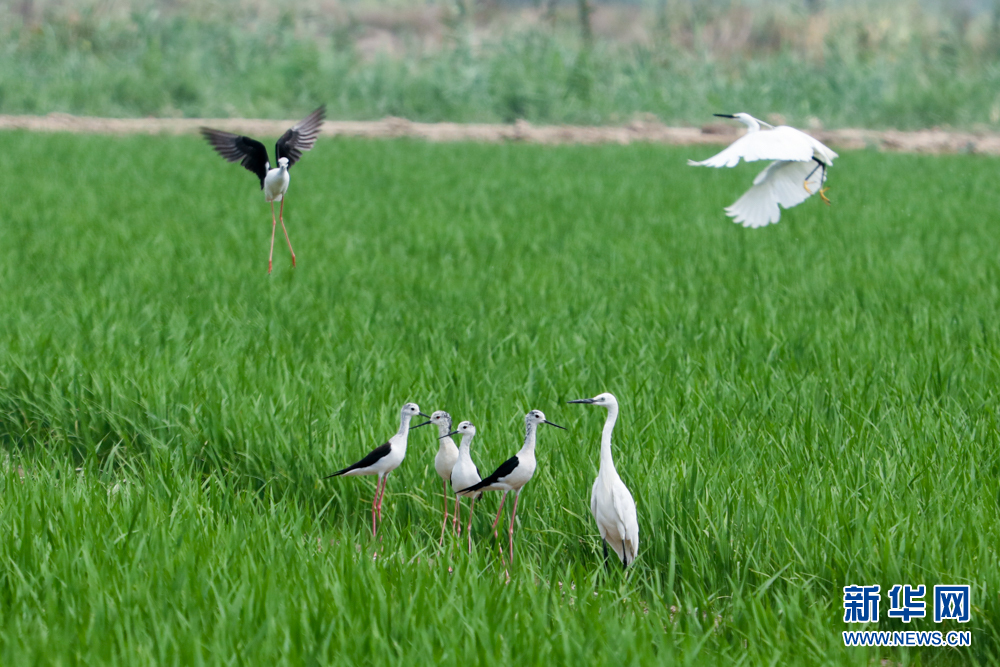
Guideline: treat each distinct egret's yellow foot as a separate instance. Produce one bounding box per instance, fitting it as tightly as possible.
[803,181,814,194]
[819,187,831,205]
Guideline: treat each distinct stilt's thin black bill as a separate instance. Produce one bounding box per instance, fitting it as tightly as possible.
[568,398,596,404]
[441,430,459,440]
[543,420,567,430]
[418,412,431,418]
[411,421,431,429]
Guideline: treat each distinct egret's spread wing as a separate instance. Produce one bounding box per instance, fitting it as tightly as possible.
[275,105,326,167]
[200,129,269,189]
[688,126,817,168]
[725,159,825,228]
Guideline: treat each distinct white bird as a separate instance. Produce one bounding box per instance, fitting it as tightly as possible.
[568,393,639,568]
[688,112,838,229]
[201,106,325,273]
[458,410,565,564]
[443,421,483,553]
[414,410,460,544]
[324,402,429,537]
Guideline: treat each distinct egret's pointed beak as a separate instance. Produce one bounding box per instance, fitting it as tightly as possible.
[567,398,596,404]
[543,420,566,430]
[440,430,460,440]
[411,420,431,430]
[714,113,736,119]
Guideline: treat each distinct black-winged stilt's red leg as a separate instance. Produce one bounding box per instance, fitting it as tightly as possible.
[278,198,296,267]
[371,476,380,537]
[439,481,450,545]
[453,493,462,536]
[269,201,278,274]
[467,497,476,554]
[490,491,508,539]
[508,490,521,565]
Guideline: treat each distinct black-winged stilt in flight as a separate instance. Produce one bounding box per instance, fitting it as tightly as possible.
[442,420,483,553]
[324,402,429,537]
[568,393,639,568]
[201,105,325,273]
[413,411,460,544]
[458,410,564,564]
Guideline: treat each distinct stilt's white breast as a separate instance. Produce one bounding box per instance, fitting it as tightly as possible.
[264,167,290,202]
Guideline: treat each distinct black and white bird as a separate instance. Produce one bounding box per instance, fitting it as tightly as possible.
[324,402,429,537]
[688,112,838,229]
[568,393,639,568]
[443,421,483,554]
[415,410,460,545]
[458,410,565,564]
[201,105,325,273]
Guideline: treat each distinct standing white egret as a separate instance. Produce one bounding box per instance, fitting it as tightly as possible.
[414,411,460,544]
[458,410,565,564]
[568,393,639,568]
[201,105,325,273]
[324,402,429,537]
[688,112,838,229]
[443,421,483,553]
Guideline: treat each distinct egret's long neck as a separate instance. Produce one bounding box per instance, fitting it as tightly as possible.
[459,434,474,455]
[520,423,537,456]
[740,116,762,132]
[599,404,619,470]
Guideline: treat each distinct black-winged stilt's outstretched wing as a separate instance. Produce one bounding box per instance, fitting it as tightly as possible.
[324,441,390,478]
[276,105,326,168]
[200,129,270,189]
[458,455,518,493]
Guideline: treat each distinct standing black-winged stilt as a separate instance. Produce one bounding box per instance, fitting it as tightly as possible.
[200,105,325,273]
[324,402,429,537]
[442,421,483,554]
[458,410,565,564]
[413,411,460,544]
[568,393,639,568]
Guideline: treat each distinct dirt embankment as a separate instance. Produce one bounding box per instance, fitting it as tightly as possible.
[2,113,999,155]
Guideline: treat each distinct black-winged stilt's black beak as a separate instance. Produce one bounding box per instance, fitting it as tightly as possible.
[441,430,460,440]
[411,420,431,430]
[418,412,430,418]
[543,420,566,430]
[567,398,596,404]
[714,114,736,119]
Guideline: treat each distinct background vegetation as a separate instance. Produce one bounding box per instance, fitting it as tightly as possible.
[1,131,998,664]
[2,0,1000,128]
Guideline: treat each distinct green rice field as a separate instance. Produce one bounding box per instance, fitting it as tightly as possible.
[1,131,998,664]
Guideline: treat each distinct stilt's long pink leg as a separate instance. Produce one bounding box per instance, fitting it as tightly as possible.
[508,490,521,565]
[278,198,296,267]
[490,491,508,538]
[467,497,476,554]
[371,476,381,537]
[439,481,450,545]
[268,201,277,274]
[453,493,462,535]
[376,474,388,523]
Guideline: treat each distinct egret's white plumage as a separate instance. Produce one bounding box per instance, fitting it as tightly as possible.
[689,113,838,229]
[569,393,639,568]
[445,421,483,553]
[418,411,460,544]
[324,402,430,537]
[457,410,565,564]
